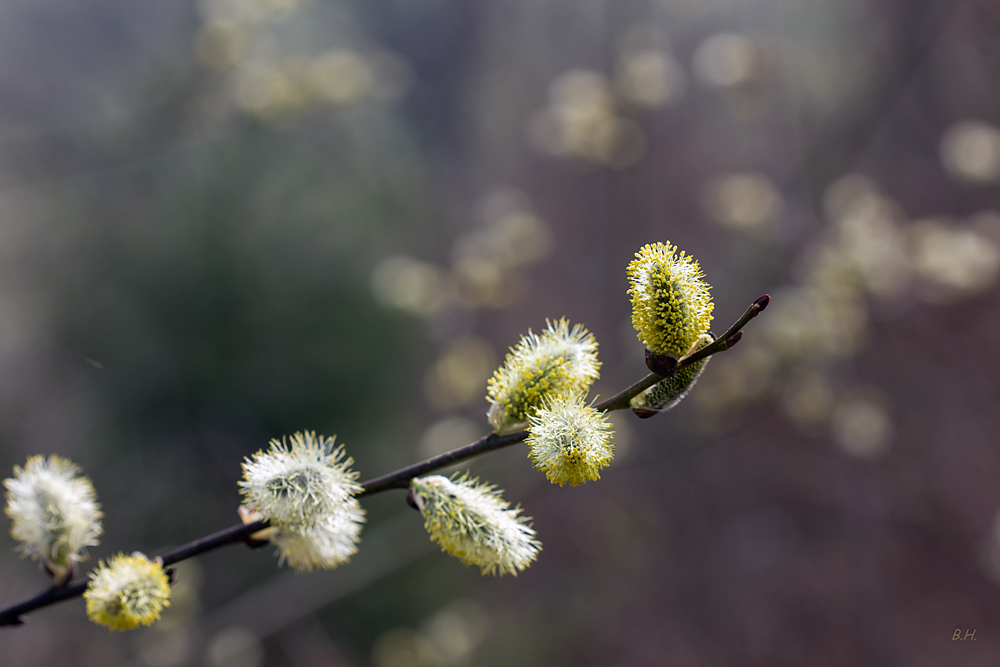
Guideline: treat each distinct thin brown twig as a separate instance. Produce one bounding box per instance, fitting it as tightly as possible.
[0,295,768,628]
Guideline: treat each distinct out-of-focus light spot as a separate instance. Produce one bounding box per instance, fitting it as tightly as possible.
[551,69,613,109]
[763,285,867,361]
[219,47,407,120]
[309,50,374,106]
[616,51,686,109]
[199,0,278,24]
[463,194,553,270]
[207,627,263,667]
[195,22,248,70]
[820,176,913,298]
[263,0,296,12]
[371,256,449,316]
[419,600,488,665]
[831,394,891,459]
[445,190,551,309]
[424,338,496,410]
[836,202,912,299]
[373,601,488,667]
[972,210,1000,245]
[823,174,881,224]
[693,33,761,88]
[703,172,782,230]
[476,187,531,223]
[234,63,306,120]
[782,371,835,428]
[528,69,646,167]
[419,417,480,459]
[488,213,553,266]
[452,255,520,307]
[910,220,1000,301]
[941,120,1000,184]
[559,106,619,162]
[372,628,425,667]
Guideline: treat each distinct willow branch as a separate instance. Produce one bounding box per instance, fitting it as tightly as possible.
[358,430,529,496]
[595,294,769,412]
[0,521,271,627]
[0,295,769,627]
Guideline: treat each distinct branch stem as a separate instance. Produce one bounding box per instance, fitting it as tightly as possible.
[0,295,768,628]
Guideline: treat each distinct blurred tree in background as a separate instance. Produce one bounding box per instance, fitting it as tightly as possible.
[2,0,1000,664]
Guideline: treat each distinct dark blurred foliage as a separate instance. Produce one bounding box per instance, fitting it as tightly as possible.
[2,0,1000,665]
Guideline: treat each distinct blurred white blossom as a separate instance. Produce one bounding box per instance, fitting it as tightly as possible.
[240,432,365,571]
[4,455,103,582]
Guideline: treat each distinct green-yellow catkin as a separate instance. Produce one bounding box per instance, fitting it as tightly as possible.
[627,242,714,359]
[486,318,600,433]
[84,552,171,631]
[526,395,615,486]
[630,333,714,413]
[410,474,540,576]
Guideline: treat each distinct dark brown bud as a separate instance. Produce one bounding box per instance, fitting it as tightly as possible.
[723,330,743,350]
[632,407,659,419]
[753,294,770,312]
[165,568,178,586]
[245,535,270,550]
[645,349,678,376]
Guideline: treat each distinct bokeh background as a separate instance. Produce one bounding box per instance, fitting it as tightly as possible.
[2,0,1000,664]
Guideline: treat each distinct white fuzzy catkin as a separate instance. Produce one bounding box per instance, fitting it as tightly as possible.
[4,455,103,579]
[240,432,365,571]
[268,505,366,572]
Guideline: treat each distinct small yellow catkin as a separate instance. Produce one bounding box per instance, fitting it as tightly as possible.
[526,394,615,486]
[84,552,171,631]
